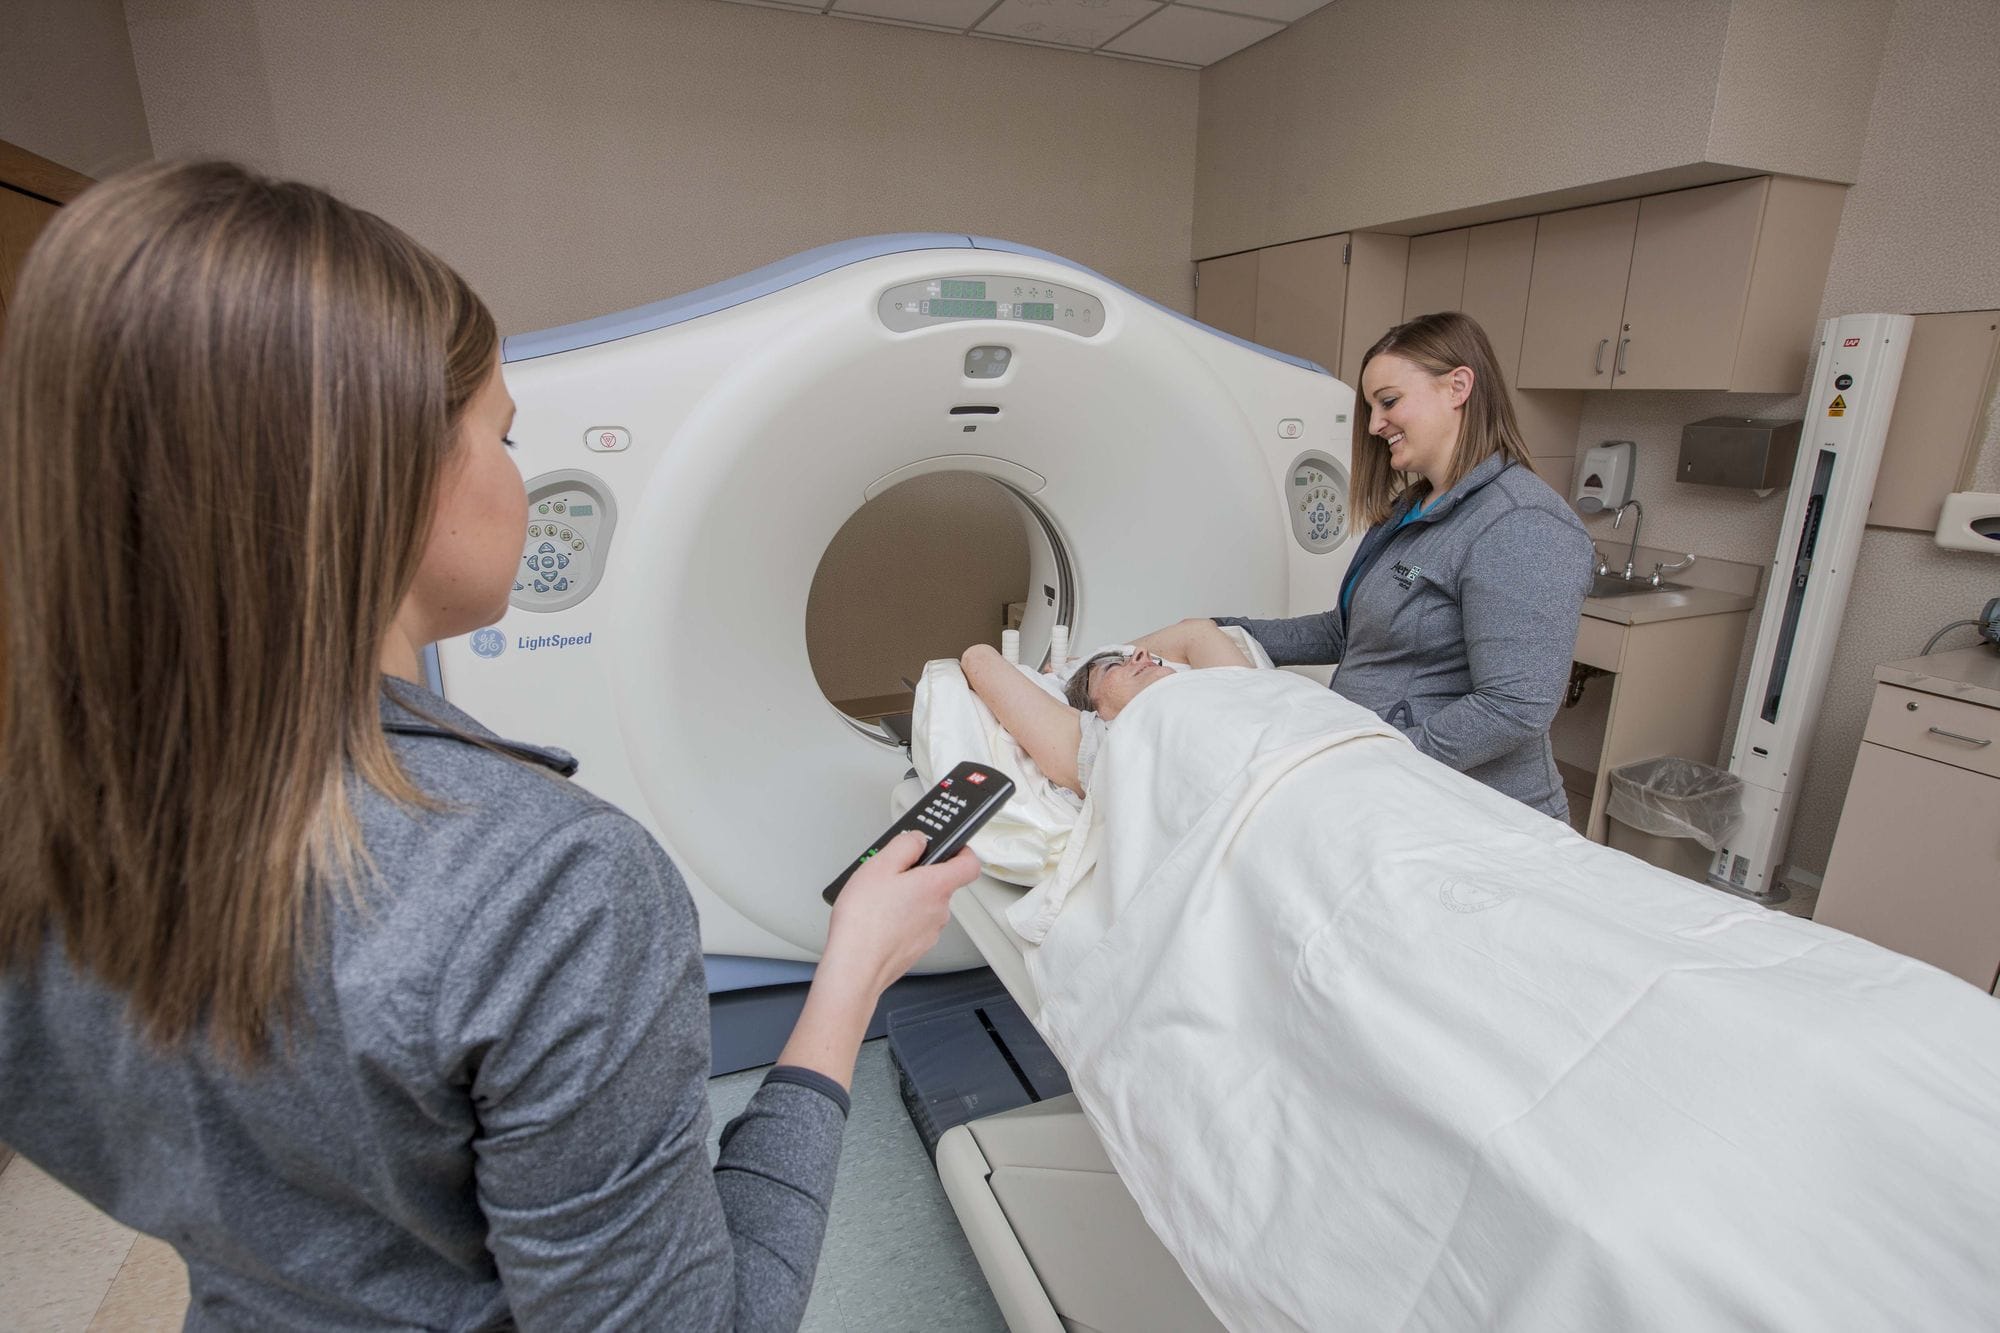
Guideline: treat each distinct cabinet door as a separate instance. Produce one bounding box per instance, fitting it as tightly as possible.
[1871,310,2000,531]
[1460,217,1537,383]
[1517,199,1637,389]
[1253,234,1347,376]
[1615,178,1767,390]
[1816,741,2000,990]
[1402,228,1467,322]
[1339,233,1410,388]
[0,185,61,344]
[1195,251,1260,342]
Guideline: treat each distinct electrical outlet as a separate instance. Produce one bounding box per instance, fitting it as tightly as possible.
[1980,596,2000,645]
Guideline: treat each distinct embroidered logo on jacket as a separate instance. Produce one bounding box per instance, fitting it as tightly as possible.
[1392,562,1423,589]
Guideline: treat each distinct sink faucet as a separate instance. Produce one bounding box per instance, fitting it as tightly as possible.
[1612,500,1644,579]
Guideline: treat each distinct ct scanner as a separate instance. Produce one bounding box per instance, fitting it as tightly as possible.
[433,237,1360,1330]
[435,234,1360,985]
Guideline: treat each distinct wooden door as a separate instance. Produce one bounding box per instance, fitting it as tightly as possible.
[1615,178,1766,390]
[1517,199,1638,389]
[1252,234,1347,376]
[1194,251,1260,342]
[1401,228,1467,322]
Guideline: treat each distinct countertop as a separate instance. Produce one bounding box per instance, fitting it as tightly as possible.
[1876,645,2000,709]
[1579,544,1762,627]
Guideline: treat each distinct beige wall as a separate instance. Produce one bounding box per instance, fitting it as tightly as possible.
[1775,0,2000,878]
[123,0,1200,334]
[1192,0,1889,258]
[0,0,152,176]
[1565,0,1999,880]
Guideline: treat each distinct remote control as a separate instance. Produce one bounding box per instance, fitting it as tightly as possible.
[821,761,1015,905]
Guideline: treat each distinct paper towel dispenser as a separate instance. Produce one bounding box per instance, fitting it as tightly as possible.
[1678,417,1802,494]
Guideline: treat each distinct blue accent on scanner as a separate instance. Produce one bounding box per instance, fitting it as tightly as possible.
[502,233,1328,377]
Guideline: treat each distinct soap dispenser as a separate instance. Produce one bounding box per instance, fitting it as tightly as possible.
[1575,440,1635,514]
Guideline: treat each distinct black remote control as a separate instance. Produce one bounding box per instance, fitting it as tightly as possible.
[821,761,1015,905]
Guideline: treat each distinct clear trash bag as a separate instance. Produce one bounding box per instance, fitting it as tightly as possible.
[1605,756,1743,853]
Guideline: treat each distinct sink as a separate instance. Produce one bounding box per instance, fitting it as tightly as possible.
[1589,575,1689,599]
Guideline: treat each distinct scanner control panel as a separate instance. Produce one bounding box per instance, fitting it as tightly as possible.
[1286,450,1350,553]
[513,469,616,613]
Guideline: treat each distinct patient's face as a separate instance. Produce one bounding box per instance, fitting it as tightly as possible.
[1090,651,1173,721]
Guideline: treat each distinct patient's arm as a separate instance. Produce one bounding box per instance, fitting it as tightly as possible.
[960,645,1084,796]
[1131,618,1252,670]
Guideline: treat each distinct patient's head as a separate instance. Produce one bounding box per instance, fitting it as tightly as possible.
[1065,648,1173,720]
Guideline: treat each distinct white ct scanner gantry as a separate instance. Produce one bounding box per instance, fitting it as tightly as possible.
[434,235,1359,984]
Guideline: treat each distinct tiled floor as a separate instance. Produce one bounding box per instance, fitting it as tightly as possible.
[0,1040,1002,1332]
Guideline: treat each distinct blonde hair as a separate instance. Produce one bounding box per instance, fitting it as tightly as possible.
[0,161,497,1062]
[1349,312,1533,527]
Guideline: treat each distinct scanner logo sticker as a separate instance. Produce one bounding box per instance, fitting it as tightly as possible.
[470,628,506,659]
[1392,562,1423,590]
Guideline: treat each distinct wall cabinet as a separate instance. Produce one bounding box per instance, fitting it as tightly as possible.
[1196,233,1410,389]
[1192,249,1260,343]
[1402,215,1583,473]
[1517,176,1846,393]
[1817,655,2000,992]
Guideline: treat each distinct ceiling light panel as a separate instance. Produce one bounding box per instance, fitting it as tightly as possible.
[976,0,1164,50]
[1104,4,1283,63]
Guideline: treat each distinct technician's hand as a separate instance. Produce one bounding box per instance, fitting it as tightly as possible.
[824,831,981,999]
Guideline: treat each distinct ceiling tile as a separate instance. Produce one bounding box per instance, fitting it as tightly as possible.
[1174,0,1333,21]
[711,0,828,13]
[832,0,996,27]
[1104,5,1282,63]
[977,0,1163,50]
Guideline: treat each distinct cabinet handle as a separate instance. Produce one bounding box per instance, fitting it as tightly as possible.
[1927,725,1992,747]
[1594,338,1609,375]
[1615,337,1630,375]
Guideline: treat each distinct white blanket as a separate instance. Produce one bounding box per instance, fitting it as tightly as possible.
[1017,668,2000,1332]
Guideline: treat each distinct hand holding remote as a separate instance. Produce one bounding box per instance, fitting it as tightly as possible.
[822,831,980,1000]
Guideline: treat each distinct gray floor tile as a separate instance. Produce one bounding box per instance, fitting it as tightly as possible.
[708,1040,1005,1333]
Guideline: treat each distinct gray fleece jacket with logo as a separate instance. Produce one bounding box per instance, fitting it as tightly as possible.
[1219,454,1594,818]
[0,680,846,1331]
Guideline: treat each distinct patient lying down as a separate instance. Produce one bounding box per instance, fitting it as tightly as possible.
[959,619,1251,797]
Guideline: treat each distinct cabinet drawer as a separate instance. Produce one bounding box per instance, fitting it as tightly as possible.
[1573,614,1624,672]
[1864,684,2000,779]
[1818,741,2000,991]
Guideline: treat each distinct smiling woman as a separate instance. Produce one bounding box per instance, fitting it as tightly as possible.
[1143,311,1597,820]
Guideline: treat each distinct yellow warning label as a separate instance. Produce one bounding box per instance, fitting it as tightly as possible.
[1828,393,1847,417]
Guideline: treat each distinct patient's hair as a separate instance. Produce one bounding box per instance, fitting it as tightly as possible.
[1065,649,1125,713]
[1350,311,1533,527]
[0,160,496,1063]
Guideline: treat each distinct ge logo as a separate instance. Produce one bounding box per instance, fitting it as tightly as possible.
[470,628,506,659]
[599,432,616,448]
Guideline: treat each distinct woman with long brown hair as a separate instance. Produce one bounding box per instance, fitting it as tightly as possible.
[0,161,975,1329]
[1141,312,1594,819]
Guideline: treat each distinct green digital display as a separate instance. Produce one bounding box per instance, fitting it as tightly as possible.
[570,504,594,516]
[1018,302,1056,321]
[930,298,997,318]
[940,280,986,299]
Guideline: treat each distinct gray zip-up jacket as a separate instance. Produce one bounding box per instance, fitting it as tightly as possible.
[1219,454,1594,818]
[0,680,846,1331]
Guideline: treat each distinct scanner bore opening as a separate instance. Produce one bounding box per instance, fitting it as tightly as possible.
[805,471,1073,747]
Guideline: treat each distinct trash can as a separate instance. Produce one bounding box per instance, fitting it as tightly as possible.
[1605,756,1743,884]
